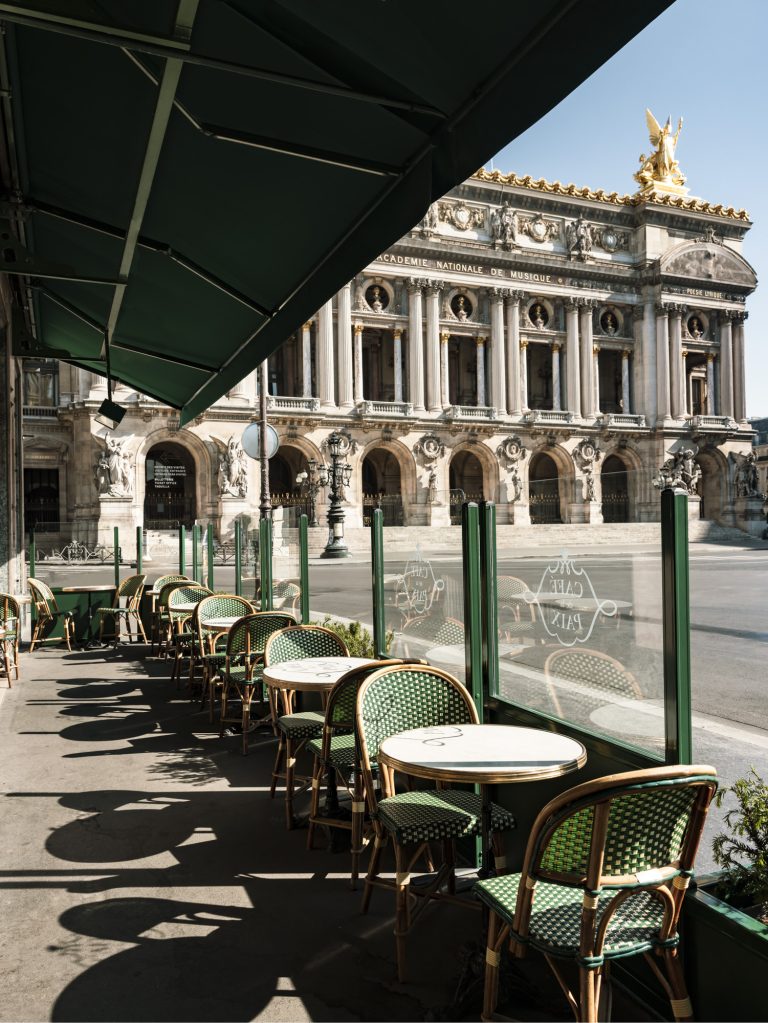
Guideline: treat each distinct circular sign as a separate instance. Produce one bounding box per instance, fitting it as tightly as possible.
[241,422,280,460]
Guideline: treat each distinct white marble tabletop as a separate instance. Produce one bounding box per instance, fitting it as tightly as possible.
[378,723,587,785]
[201,616,241,631]
[263,656,377,692]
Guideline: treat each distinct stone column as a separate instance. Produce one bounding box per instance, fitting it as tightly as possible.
[425,282,442,412]
[393,328,404,403]
[669,306,683,419]
[551,343,562,411]
[655,304,671,423]
[476,336,487,407]
[592,345,601,415]
[440,331,450,407]
[407,279,425,412]
[565,299,581,417]
[520,339,529,410]
[337,284,354,408]
[681,349,689,416]
[353,323,364,403]
[489,288,507,415]
[719,311,734,418]
[706,354,715,415]
[506,292,523,415]
[579,302,594,416]
[317,298,336,409]
[733,313,747,422]
[621,349,631,413]
[301,321,313,397]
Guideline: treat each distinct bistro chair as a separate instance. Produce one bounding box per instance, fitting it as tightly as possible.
[544,648,643,721]
[164,584,214,682]
[306,658,425,888]
[28,578,74,652]
[192,594,255,718]
[156,580,198,657]
[497,575,537,641]
[217,612,296,754]
[95,574,147,647]
[264,625,349,828]
[148,574,189,653]
[0,593,21,682]
[475,764,718,1023]
[356,663,516,982]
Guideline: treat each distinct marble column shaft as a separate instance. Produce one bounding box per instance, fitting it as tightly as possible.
[706,355,715,415]
[301,322,312,397]
[592,346,600,415]
[565,300,581,417]
[719,313,734,418]
[669,308,683,418]
[407,281,425,411]
[520,340,529,409]
[490,292,507,415]
[353,324,364,403]
[506,295,522,414]
[317,299,336,409]
[733,315,747,422]
[337,284,354,408]
[655,306,671,421]
[579,304,594,416]
[392,329,404,403]
[621,350,631,413]
[476,337,486,407]
[425,285,442,411]
[440,332,450,407]
[551,344,561,411]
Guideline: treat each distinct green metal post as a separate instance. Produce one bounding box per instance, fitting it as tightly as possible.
[299,514,310,625]
[259,518,273,611]
[371,508,387,658]
[179,525,186,576]
[480,502,499,704]
[234,520,242,596]
[661,488,693,765]
[207,523,215,591]
[136,526,143,575]
[113,527,120,588]
[192,525,200,582]
[29,528,36,579]
[461,502,484,721]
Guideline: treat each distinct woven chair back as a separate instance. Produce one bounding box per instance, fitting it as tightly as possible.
[528,766,718,889]
[167,584,212,610]
[545,648,642,700]
[323,659,406,730]
[151,574,189,594]
[0,593,20,631]
[227,612,296,659]
[403,615,464,645]
[264,624,348,665]
[355,664,477,770]
[196,595,252,645]
[114,574,146,610]
[28,578,57,618]
[271,580,301,609]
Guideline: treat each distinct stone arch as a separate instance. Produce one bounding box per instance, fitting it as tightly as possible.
[358,438,416,525]
[696,446,729,523]
[137,427,213,528]
[527,443,575,524]
[449,441,499,501]
[601,444,644,522]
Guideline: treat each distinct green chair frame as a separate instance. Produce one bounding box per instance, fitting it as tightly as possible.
[476,764,717,1023]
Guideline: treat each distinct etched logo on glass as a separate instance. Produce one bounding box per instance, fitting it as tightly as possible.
[394,545,445,625]
[524,550,617,647]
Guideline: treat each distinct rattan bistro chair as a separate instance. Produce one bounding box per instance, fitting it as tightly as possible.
[264,625,349,829]
[544,648,643,721]
[28,578,74,652]
[356,664,516,982]
[149,574,189,653]
[0,593,21,682]
[218,612,296,754]
[95,574,147,647]
[165,584,212,679]
[475,764,718,1023]
[497,575,537,641]
[193,594,255,718]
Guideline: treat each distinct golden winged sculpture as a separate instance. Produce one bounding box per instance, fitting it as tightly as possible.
[634,109,687,194]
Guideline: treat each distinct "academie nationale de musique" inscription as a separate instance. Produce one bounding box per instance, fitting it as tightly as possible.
[377,252,564,283]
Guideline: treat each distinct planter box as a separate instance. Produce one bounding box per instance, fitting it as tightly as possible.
[682,879,768,1021]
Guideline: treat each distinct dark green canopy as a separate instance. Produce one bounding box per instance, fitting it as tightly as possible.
[0,0,670,424]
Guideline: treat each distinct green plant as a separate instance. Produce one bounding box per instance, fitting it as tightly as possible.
[320,616,393,658]
[713,768,768,921]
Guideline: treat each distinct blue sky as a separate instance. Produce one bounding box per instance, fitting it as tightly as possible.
[491,0,766,417]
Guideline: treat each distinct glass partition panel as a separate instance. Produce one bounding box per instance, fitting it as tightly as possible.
[274,505,303,619]
[492,466,665,759]
[383,492,467,686]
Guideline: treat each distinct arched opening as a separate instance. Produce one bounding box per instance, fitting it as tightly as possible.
[697,452,726,522]
[144,443,196,529]
[529,451,561,524]
[362,448,403,525]
[269,452,295,502]
[601,455,629,522]
[449,450,485,525]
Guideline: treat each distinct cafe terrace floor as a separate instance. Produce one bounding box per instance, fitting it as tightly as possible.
[0,643,651,1022]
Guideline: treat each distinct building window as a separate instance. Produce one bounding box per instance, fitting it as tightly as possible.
[24,467,60,532]
[23,359,58,407]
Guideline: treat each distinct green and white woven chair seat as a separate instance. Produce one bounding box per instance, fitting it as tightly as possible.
[307,731,359,769]
[475,873,670,961]
[377,789,515,845]
[277,710,324,739]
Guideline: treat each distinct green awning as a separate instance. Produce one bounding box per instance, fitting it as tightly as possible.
[0,0,671,424]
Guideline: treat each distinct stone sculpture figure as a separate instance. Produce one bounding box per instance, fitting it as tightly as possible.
[218,436,248,498]
[566,217,592,259]
[634,109,686,191]
[509,465,523,503]
[654,447,701,495]
[95,437,133,497]
[490,202,516,248]
[427,469,437,505]
[735,451,762,498]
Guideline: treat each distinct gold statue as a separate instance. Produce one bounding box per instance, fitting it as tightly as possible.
[634,109,688,194]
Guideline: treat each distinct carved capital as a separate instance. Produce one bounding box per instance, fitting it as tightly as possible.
[622,348,632,359]
[353,323,364,336]
[393,328,402,340]
[506,290,526,305]
[406,277,424,294]
[564,297,580,312]
[551,342,562,352]
[440,331,450,344]
[476,336,486,348]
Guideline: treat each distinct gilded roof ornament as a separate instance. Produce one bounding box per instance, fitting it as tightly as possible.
[634,109,688,196]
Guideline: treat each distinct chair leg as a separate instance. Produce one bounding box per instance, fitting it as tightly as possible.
[663,948,694,1022]
[241,684,252,756]
[306,755,325,851]
[134,611,147,642]
[284,737,296,829]
[64,618,72,652]
[393,843,410,983]
[578,966,598,1023]
[481,912,502,1023]
[270,734,285,798]
[361,833,386,914]
[350,769,365,890]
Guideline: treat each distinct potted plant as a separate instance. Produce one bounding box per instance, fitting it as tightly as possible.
[680,769,768,1021]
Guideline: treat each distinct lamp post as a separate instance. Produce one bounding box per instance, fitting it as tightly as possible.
[295,458,326,528]
[321,431,352,559]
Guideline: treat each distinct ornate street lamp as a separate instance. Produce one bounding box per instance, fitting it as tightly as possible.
[321,431,352,559]
[295,457,326,528]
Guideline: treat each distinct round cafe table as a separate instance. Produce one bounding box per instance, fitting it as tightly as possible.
[263,655,376,715]
[378,723,587,876]
[58,583,116,646]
